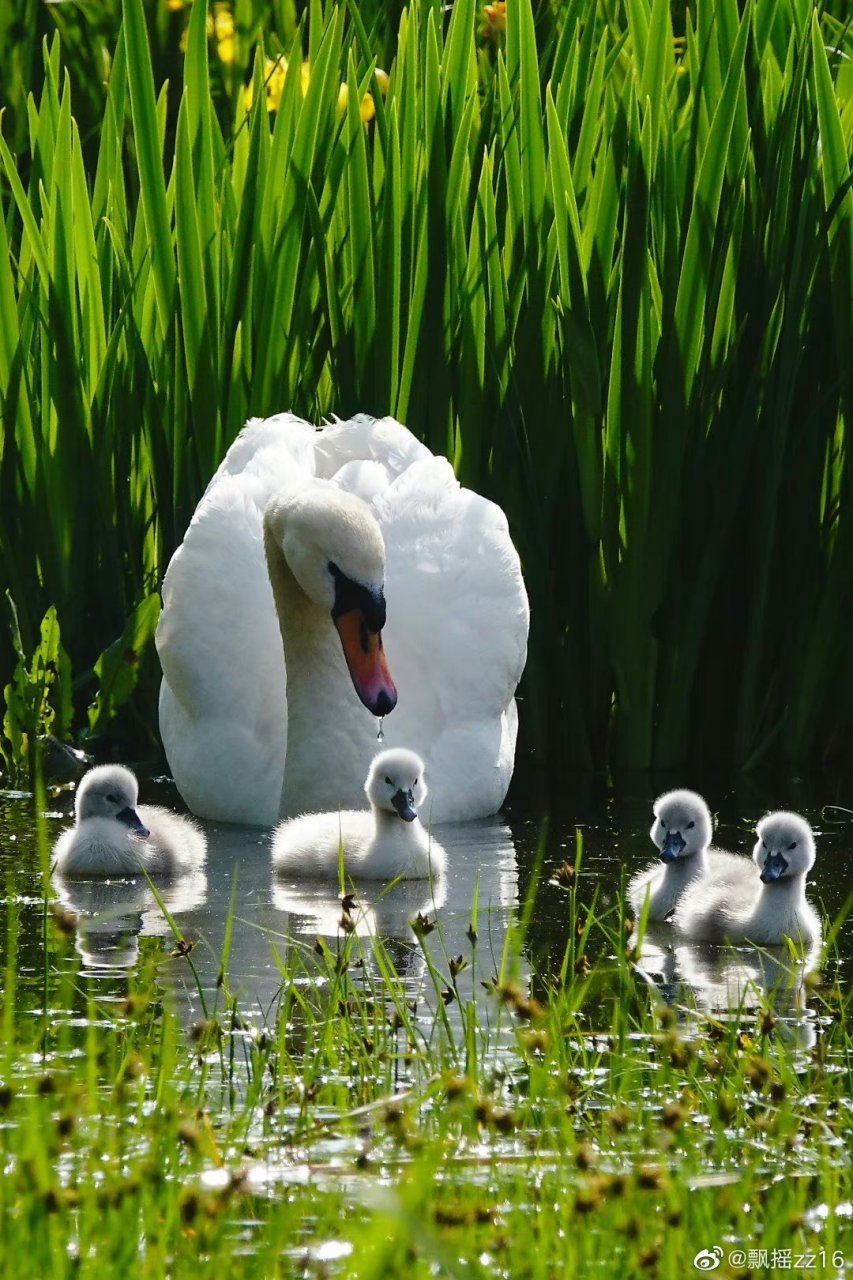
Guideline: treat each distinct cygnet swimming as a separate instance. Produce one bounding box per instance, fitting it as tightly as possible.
[628,788,745,921]
[53,765,207,878]
[271,748,446,881]
[673,811,821,947]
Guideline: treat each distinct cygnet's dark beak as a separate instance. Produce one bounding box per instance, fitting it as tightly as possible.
[117,807,150,838]
[660,831,686,863]
[760,851,788,883]
[391,789,417,822]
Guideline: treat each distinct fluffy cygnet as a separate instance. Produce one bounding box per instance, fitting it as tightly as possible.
[628,789,745,921]
[53,765,207,878]
[271,748,446,881]
[674,811,821,947]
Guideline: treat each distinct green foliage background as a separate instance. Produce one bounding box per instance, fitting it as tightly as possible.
[0,0,851,779]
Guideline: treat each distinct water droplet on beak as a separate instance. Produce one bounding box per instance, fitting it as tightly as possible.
[377,717,384,742]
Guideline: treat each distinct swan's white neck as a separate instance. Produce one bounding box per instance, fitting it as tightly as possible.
[264,522,378,817]
[663,847,708,888]
[366,805,432,876]
[755,875,807,910]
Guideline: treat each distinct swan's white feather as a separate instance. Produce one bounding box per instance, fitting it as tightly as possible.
[271,810,447,881]
[673,812,821,947]
[54,804,206,878]
[271,747,446,881]
[629,846,746,921]
[157,414,528,824]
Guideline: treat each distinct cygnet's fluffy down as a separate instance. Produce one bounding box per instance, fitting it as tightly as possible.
[53,765,207,878]
[673,811,821,947]
[271,748,446,881]
[628,789,746,922]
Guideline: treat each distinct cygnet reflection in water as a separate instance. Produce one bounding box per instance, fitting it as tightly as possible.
[634,924,820,1051]
[272,876,448,986]
[53,869,208,973]
[146,815,521,1024]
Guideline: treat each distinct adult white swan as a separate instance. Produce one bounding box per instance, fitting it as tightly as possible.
[156,414,529,825]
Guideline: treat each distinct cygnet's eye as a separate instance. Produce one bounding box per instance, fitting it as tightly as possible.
[414,778,419,787]
[106,793,119,804]
[385,776,393,786]
[686,821,695,830]
[788,841,798,850]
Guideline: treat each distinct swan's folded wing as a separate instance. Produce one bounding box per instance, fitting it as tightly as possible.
[156,415,316,823]
[377,456,529,718]
[368,454,529,819]
[202,413,318,495]
[314,414,432,481]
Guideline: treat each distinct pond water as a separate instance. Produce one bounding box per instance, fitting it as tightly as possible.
[1,769,851,1270]
[2,770,850,1034]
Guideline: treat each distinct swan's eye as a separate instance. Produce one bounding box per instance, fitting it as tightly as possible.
[686,821,695,830]
[788,841,797,850]
[385,776,393,786]
[414,778,418,786]
[106,794,119,804]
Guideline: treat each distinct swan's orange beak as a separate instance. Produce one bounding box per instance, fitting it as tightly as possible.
[334,610,398,716]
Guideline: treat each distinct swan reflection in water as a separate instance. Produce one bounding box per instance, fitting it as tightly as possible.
[52,816,522,1031]
[53,869,208,974]
[635,924,820,1051]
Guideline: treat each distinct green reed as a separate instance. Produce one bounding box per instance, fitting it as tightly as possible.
[0,0,851,778]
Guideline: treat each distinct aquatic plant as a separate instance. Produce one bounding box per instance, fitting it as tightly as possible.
[0,805,850,1277]
[0,0,851,778]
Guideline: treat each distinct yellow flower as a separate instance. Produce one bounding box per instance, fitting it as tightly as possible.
[244,55,290,114]
[218,35,235,65]
[374,68,390,95]
[481,2,506,39]
[300,63,311,96]
[213,4,233,43]
[166,0,185,11]
[337,82,376,123]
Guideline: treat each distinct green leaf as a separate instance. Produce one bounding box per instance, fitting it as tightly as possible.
[87,595,161,736]
[122,0,176,335]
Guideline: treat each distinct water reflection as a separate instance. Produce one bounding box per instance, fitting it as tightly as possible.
[636,924,820,1049]
[51,816,522,1027]
[53,869,208,974]
[2,777,849,1032]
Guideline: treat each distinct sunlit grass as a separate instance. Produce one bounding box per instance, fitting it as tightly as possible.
[0,823,850,1277]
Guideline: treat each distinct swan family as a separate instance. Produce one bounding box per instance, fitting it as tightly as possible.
[55,766,822,954]
[53,414,824,954]
[156,412,529,826]
[630,789,821,948]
